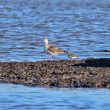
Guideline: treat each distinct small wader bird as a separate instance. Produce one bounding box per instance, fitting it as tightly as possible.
[67,51,76,60]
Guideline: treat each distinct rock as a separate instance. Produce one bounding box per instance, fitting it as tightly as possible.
[0,58,110,88]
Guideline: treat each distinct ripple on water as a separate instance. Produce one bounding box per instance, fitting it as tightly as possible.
[0,84,110,110]
[0,0,110,61]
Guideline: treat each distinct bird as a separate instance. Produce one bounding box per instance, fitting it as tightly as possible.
[44,38,65,60]
[67,51,76,60]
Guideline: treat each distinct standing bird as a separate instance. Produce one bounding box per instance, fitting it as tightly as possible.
[67,51,76,60]
[44,38,65,60]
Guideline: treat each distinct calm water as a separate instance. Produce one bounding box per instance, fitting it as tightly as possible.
[0,0,110,61]
[0,84,110,110]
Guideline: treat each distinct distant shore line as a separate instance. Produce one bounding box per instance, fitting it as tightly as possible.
[0,58,110,88]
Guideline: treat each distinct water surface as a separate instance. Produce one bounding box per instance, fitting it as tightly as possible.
[0,1,110,109]
[0,0,110,61]
[0,84,110,110]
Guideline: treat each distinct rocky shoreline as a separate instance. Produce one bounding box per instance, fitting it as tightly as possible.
[0,58,110,88]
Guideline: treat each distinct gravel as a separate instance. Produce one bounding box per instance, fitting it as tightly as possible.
[0,58,110,88]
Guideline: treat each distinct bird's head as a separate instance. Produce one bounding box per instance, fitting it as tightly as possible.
[44,38,49,49]
[44,38,48,44]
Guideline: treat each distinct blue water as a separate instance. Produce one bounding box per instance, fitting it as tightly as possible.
[0,84,110,110]
[0,0,110,61]
[0,0,110,109]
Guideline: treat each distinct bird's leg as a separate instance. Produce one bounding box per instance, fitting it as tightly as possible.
[51,55,54,61]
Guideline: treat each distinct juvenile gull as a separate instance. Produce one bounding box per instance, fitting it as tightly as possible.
[44,38,65,60]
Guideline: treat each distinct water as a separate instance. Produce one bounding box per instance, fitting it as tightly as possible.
[0,84,110,110]
[0,0,110,61]
[0,1,110,109]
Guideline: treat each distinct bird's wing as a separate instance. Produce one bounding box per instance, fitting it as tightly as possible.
[48,46,64,54]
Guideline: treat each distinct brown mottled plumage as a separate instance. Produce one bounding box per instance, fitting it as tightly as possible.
[48,46,64,54]
[44,38,65,60]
